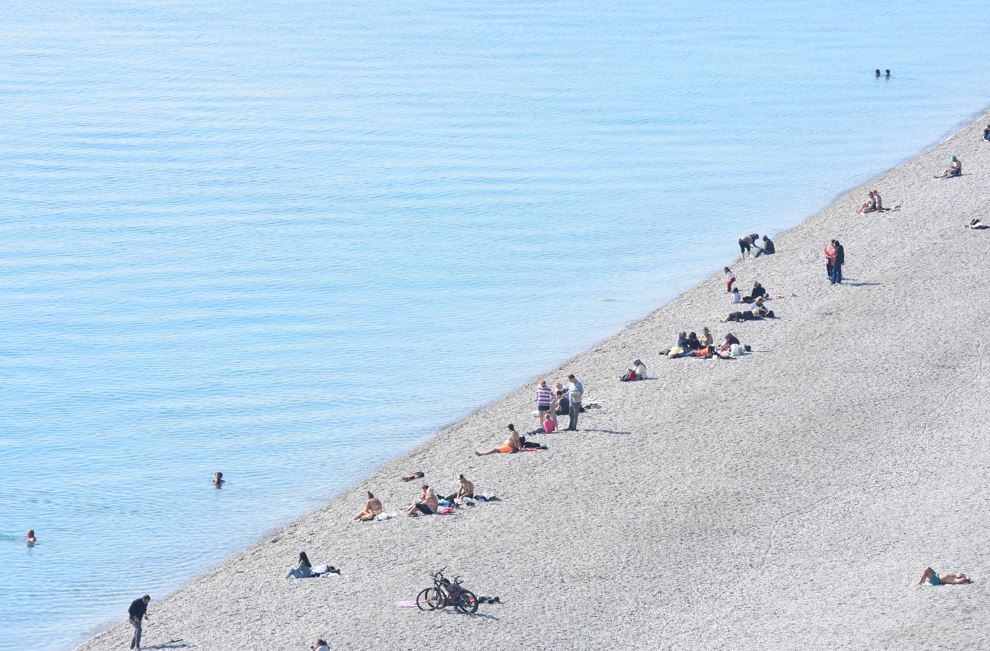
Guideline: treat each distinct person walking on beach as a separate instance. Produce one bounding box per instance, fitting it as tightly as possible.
[128,595,150,650]
[824,241,837,283]
[724,267,736,293]
[565,374,583,431]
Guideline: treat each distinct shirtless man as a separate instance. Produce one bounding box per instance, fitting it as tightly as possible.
[919,567,972,585]
[212,471,224,487]
[456,474,475,499]
[476,424,522,456]
[405,485,438,516]
[354,491,383,521]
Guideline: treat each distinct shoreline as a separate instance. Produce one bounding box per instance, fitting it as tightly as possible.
[79,108,990,650]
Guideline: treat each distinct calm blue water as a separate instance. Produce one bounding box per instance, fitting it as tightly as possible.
[3,1,990,648]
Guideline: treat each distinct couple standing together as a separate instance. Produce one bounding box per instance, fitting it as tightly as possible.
[536,375,583,431]
[824,240,845,284]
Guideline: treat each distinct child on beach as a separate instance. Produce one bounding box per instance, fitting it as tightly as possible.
[724,267,736,292]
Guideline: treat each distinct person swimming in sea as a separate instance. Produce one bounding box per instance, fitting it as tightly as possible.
[26,530,36,546]
[213,471,224,487]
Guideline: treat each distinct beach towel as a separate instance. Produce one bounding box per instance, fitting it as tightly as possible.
[436,507,455,515]
[373,512,397,521]
[474,493,500,502]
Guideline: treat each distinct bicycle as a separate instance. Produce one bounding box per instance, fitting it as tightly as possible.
[415,567,479,614]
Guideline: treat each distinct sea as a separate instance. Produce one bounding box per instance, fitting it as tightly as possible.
[3,1,990,648]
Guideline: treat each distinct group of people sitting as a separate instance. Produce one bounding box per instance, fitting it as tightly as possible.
[351,473,486,521]
[667,329,745,359]
[856,189,884,214]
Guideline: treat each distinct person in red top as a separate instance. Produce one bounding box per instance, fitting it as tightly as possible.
[824,241,837,283]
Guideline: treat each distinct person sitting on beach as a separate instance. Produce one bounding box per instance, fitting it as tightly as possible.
[742,282,767,302]
[212,471,224,487]
[700,327,713,348]
[731,286,741,304]
[919,567,972,585]
[738,233,759,259]
[287,551,314,578]
[530,411,556,434]
[754,235,775,257]
[856,190,877,214]
[405,485,439,516]
[555,389,569,416]
[354,491,383,521]
[719,332,741,353]
[873,189,883,211]
[312,639,330,651]
[984,125,990,142]
[724,267,736,293]
[620,359,647,381]
[26,529,36,546]
[940,156,962,177]
[440,474,475,502]
[476,424,523,456]
[684,332,702,351]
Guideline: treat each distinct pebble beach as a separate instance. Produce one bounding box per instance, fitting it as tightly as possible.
[78,109,990,651]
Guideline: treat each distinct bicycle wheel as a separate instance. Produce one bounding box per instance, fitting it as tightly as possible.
[454,589,478,614]
[416,588,446,611]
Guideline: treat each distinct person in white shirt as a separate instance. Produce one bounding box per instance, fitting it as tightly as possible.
[312,639,330,651]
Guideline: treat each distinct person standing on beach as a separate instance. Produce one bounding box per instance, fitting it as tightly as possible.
[832,240,845,284]
[128,595,150,650]
[534,380,553,424]
[824,241,837,283]
[565,374,583,431]
[724,267,736,293]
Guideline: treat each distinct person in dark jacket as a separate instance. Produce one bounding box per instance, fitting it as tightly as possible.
[831,239,845,284]
[128,595,150,650]
[754,235,775,257]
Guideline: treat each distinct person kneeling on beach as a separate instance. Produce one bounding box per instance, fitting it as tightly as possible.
[354,491,383,521]
[405,485,439,516]
[919,567,972,585]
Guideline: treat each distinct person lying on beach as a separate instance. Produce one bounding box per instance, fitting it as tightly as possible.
[724,267,736,293]
[354,491,383,521]
[723,300,775,322]
[939,156,962,178]
[26,529,36,546]
[968,219,989,230]
[620,359,647,381]
[476,425,523,456]
[405,485,439,516]
[919,567,972,585]
[401,470,425,482]
[213,471,224,487]
[754,235,775,257]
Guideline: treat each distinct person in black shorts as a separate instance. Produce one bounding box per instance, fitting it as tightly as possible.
[738,233,759,259]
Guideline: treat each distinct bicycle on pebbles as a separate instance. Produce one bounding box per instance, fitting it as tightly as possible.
[416,567,479,614]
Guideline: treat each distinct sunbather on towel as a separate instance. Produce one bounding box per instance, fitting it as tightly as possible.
[919,567,972,585]
[441,474,475,502]
[476,424,523,456]
[354,491,383,521]
[405,485,439,516]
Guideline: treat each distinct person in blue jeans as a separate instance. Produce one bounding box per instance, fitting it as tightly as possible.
[128,595,150,650]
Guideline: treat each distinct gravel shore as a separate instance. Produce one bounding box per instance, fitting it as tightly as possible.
[79,109,990,651]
